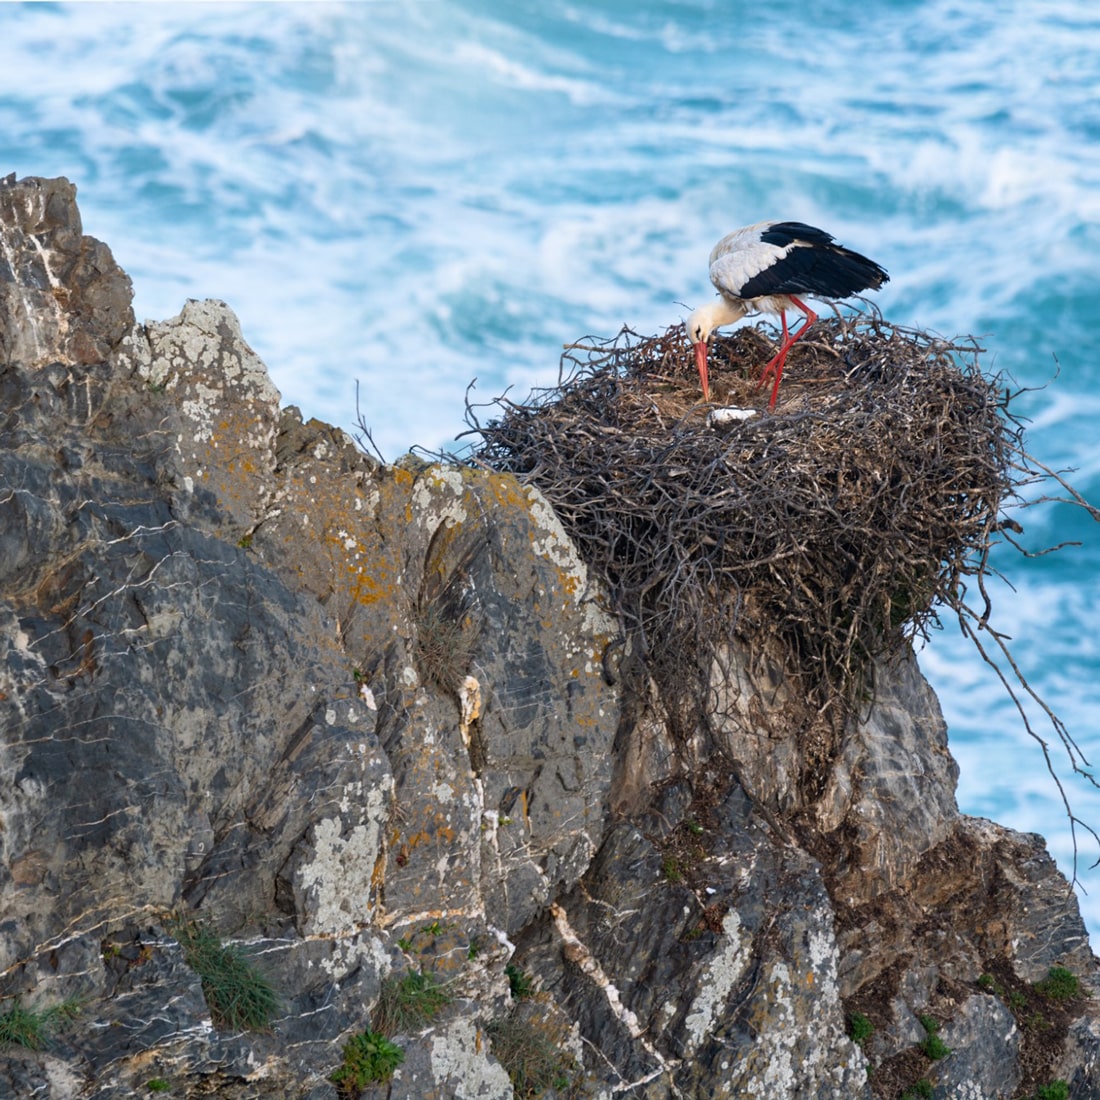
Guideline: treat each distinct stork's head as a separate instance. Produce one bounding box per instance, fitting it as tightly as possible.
[685,306,713,348]
[684,299,748,402]
[685,305,713,402]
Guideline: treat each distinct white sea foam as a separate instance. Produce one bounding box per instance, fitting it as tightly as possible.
[2,0,1098,935]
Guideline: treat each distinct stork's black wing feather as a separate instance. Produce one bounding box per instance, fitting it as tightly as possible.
[739,226,889,301]
[758,221,838,250]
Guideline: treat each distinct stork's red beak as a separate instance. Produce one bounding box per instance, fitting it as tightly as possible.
[693,341,710,402]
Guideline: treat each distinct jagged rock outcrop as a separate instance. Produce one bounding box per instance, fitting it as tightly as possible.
[1,174,1098,1099]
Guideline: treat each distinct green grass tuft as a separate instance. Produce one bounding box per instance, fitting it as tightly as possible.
[415,605,478,691]
[1033,1081,1069,1100]
[487,1009,577,1098]
[847,1010,873,1047]
[506,963,535,1000]
[901,1081,934,1100]
[172,917,281,1031]
[373,969,452,1036]
[330,1029,405,1095]
[661,855,684,883]
[0,997,81,1050]
[844,1007,871,1042]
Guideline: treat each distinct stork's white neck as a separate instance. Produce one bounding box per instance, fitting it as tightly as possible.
[686,297,747,343]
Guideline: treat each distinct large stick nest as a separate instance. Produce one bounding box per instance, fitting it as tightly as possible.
[465,310,1018,735]
[421,305,1100,864]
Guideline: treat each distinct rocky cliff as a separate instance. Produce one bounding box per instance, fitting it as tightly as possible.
[1,174,1098,1100]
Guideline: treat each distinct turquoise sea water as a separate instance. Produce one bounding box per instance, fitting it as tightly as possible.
[3,1,1100,937]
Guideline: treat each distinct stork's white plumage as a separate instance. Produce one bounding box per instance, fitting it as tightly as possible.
[686,221,889,408]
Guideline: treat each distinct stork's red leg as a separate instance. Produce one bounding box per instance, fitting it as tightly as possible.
[756,312,790,384]
[756,296,819,409]
[788,295,819,340]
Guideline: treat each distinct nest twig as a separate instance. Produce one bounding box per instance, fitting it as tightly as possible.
[453,309,1100,872]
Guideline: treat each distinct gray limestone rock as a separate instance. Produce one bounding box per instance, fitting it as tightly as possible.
[2,173,1100,1099]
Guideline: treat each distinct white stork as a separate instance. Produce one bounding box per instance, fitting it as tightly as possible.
[686,221,889,408]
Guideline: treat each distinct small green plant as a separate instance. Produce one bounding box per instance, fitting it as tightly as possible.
[467,939,480,960]
[506,963,535,1000]
[661,855,684,883]
[0,997,81,1050]
[487,1009,577,1097]
[901,1081,934,1100]
[421,920,447,937]
[396,936,413,953]
[918,1014,950,1060]
[146,1080,171,1093]
[1035,966,1080,1001]
[373,968,452,1035]
[847,1010,873,1047]
[330,1029,405,1094]
[981,971,1033,1017]
[686,819,704,836]
[172,917,280,1031]
[1033,1081,1069,1100]
[237,534,252,550]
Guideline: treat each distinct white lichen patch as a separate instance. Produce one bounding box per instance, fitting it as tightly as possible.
[735,961,800,1097]
[141,299,280,446]
[362,485,382,515]
[178,382,227,444]
[524,486,588,583]
[320,930,391,983]
[946,1084,988,1100]
[803,921,840,987]
[431,780,455,804]
[181,300,279,400]
[524,485,616,641]
[729,925,868,1099]
[683,910,753,1054]
[337,782,362,816]
[295,780,387,936]
[411,466,469,531]
[429,1018,513,1099]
